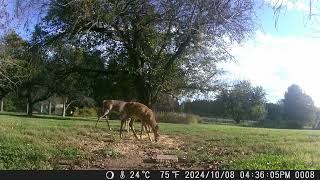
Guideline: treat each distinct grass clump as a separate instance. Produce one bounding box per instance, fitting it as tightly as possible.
[101,148,121,158]
[53,147,83,160]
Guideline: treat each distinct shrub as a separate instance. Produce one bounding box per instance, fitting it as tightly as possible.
[155,112,201,124]
[3,94,26,112]
[3,98,17,112]
[73,108,97,117]
[257,119,304,129]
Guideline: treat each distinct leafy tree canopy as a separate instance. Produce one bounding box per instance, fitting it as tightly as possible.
[42,0,256,106]
[283,84,316,128]
[216,81,267,123]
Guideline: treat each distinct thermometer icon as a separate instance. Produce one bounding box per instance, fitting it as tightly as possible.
[120,171,125,179]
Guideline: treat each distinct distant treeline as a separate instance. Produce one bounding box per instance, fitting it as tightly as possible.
[180,83,320,129]
[181,100,223,118]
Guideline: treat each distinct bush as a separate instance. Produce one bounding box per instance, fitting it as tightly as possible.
[73,108,98,117]
[3,98,17,112]
[3,93,26,112]
[257,119,304,129]
[155,112,202,124]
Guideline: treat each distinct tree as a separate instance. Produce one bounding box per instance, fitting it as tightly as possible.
[265,102,283,121]
[249,86,267,120]
[180,99,224,117]
[47,43,102,117]
[216,81,267,123]
[313,108,320,129]
[43,0,256,107]
[15,26,55,116]
[0,32,28,112]
[283,84,316,128]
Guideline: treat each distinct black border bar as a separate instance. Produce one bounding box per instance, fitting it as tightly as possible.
[0,170,318,180]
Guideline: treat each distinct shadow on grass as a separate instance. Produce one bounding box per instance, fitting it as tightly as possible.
[0,111,98,122]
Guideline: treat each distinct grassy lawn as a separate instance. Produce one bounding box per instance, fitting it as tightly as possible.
[0,113,320,170]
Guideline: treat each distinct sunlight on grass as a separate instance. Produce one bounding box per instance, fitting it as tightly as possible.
[1,113,320,169]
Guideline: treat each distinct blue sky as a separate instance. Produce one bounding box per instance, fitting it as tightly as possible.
[218,0,320,106]
[0,0,44,39]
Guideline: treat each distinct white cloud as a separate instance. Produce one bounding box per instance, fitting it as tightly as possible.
[218,31,320,106]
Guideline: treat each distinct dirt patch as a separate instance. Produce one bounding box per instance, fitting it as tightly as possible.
[73,132,195,170]
[47,128,224,170]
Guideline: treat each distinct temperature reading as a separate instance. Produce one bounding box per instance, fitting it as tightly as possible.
[130,171,140,179]
[129,171,150,179]
[160,171,180,179]
[161,171,170,179]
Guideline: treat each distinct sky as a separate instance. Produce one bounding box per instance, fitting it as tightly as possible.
[0,0,45,38]
[217,0,320,106]
[2,0,320,106]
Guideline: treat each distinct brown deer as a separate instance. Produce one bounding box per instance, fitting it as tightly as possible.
[120,102,160,142]
[96,100,151,136]
[95,100,130,131]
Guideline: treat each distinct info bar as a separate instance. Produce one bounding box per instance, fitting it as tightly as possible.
[0,170,317,180]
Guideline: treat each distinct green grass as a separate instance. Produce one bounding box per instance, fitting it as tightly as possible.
[161,124,320,169]
[1,113,320,169]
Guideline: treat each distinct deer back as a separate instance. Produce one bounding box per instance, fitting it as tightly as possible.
[124,102,157,127]
[103,100,127,113]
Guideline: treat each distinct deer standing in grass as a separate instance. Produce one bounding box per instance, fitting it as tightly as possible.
[96,100,159,141]
[95,100,130,131]
[120,102,160,142]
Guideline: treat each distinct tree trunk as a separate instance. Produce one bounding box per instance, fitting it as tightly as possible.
[0,97,3,112]
[27,88,33,116]
[135,77,153,108]
[140,94,152,108]
[48,100,52,115]
[40,103,43,113]
[62,97,67,118]
[235,118,240,124]
[234,113,241,124]
[28,103,34,116]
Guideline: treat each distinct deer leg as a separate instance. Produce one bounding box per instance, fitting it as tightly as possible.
[126,118,130,132]
[146,126,152,142]
[119,114,128,132]
[119,119,125,139]
[95,109,110,128]
[105,117,112,131]
[129,119,139,140]
[140,121,144,139]
[95,115,105,128]
[95,117,100,128]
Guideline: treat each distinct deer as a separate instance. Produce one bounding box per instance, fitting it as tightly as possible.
[120,102,160,142]
[95,100,130,131]
[95,100,155,140]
